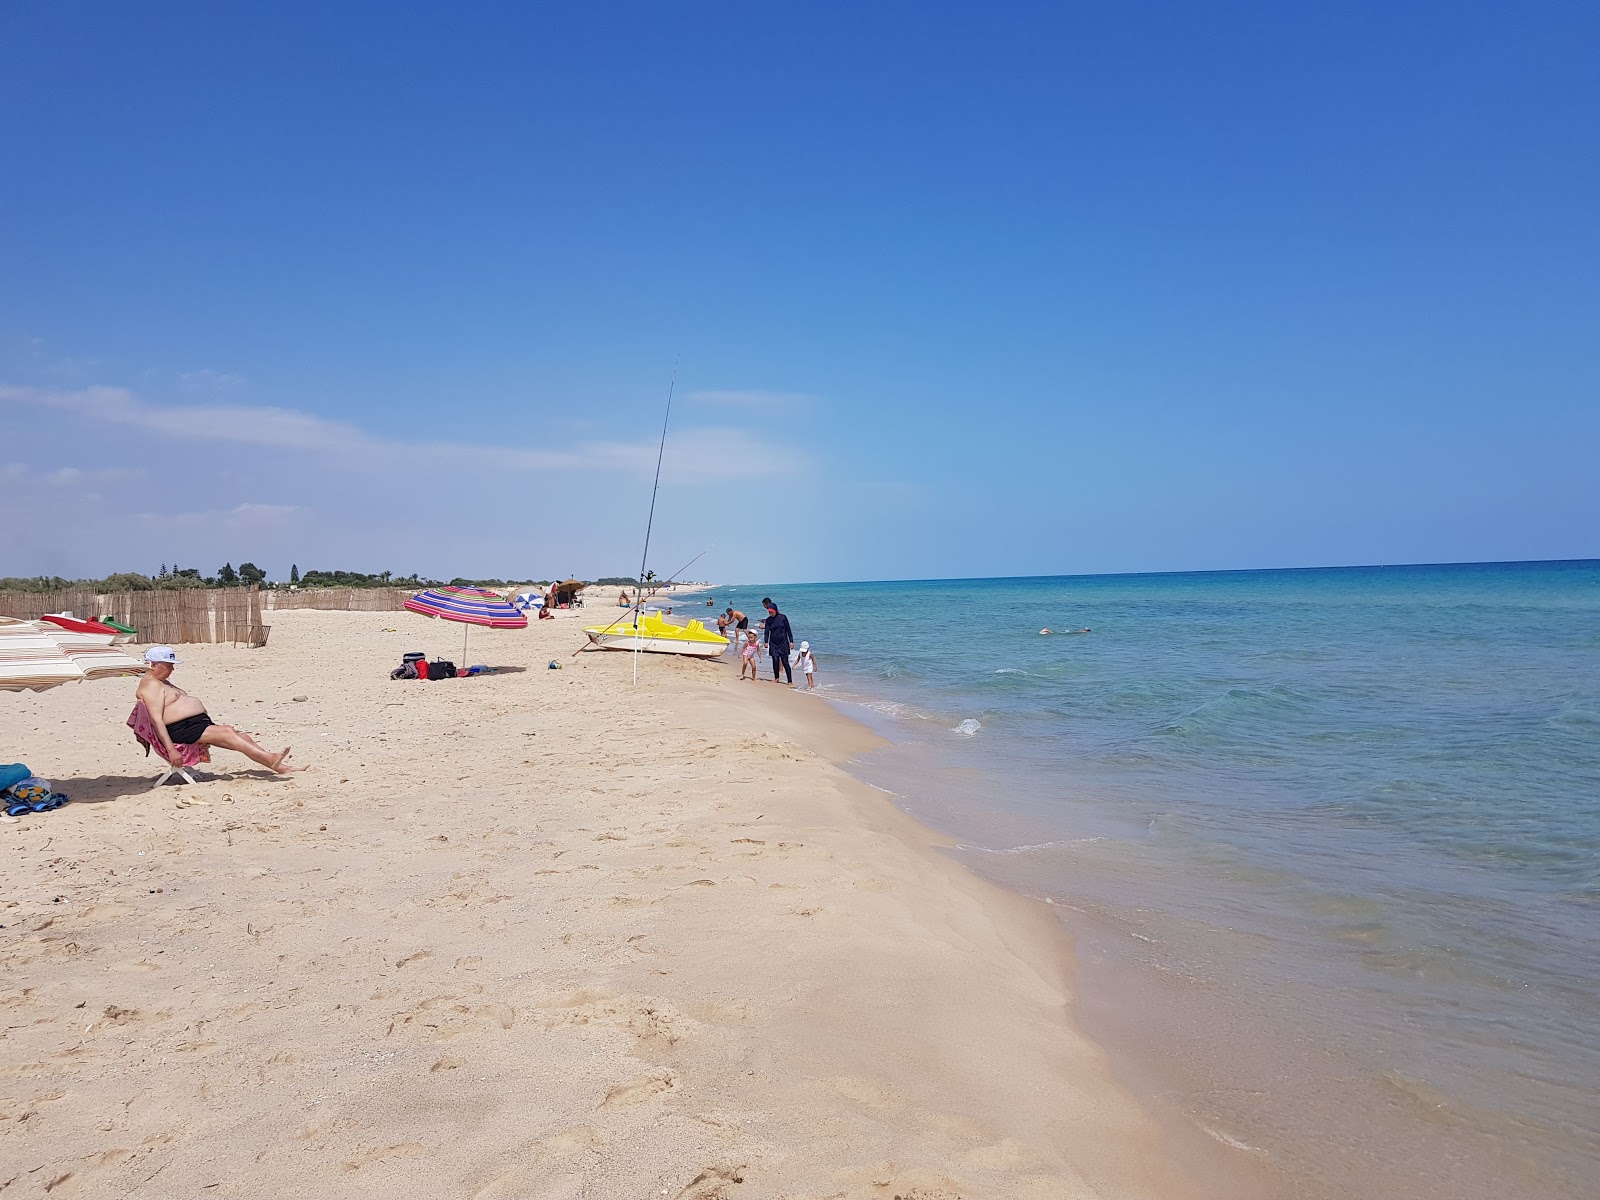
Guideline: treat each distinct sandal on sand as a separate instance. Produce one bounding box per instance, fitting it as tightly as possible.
[6,793,69,816]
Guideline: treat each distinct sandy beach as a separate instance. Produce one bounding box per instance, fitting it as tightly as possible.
[3,606,1200,1199]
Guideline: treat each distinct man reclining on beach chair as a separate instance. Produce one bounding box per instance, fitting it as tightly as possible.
[131,646,304,782]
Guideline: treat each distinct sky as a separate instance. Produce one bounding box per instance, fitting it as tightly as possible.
[2,1,1596,585]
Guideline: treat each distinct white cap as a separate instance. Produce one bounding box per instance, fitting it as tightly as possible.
[800,641,810,651]
[143,646,180,665]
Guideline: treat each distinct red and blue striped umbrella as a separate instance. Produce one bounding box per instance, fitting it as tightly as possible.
[404,587,528,628]
[404,586,527,666]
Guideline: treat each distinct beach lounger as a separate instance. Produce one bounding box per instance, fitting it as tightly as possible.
[127,701,211,786]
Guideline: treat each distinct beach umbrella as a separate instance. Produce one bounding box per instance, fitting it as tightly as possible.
[550,578,585,606]
[403,586,528,662]
[0,617,146,693]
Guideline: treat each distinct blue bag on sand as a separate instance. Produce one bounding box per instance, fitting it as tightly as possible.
[0,763,31,794]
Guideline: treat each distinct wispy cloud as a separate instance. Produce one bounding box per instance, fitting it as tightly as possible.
[1,462,143,487]
[684,388,817,409]
[0,384,807,483]
[178,368,247,395]
[134,502,307,527]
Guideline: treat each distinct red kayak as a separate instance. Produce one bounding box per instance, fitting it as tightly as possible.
[39,614,121,636]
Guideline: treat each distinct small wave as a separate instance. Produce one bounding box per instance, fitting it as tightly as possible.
[954,718,982,735]
[861,699,912,718]
[1196,1123,1268,1155]
[959,837,1104,855]
[993,667,1029,676]
[1550,707,1600,730]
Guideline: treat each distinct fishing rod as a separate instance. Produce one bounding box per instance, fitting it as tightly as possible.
[630,365,677,685]
[557,368,677,668]
[656,546,711,591]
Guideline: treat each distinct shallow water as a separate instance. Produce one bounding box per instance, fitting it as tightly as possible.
[694,562,1600,1199]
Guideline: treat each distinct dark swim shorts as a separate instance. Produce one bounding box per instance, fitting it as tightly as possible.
[164,713,216,744]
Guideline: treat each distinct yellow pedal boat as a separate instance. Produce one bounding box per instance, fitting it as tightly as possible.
[582,611,730,658]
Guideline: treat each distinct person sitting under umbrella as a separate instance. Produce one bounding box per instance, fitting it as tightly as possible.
[135,647,304,774]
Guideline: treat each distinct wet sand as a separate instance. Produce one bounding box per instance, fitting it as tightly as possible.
[3,606,1201,1198]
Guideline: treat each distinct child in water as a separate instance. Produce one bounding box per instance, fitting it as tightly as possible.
[796,641,817,690]
[739,629,759,681]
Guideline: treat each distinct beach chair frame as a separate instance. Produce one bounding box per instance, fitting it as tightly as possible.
[151,761,204,787]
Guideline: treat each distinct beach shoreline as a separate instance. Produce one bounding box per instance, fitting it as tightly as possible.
[691,567,1600,1200]
[4,606,1220,1198]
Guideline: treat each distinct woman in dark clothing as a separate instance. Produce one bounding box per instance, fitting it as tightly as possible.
[763,601,794,684]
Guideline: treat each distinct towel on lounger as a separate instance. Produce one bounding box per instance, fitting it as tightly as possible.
[127,701,211,767]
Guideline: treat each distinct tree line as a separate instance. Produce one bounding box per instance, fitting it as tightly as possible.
[0,566,647,592]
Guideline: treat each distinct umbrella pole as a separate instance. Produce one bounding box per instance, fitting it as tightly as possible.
[463,623,469,665]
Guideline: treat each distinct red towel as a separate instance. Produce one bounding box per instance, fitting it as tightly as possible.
[127,702,212,767]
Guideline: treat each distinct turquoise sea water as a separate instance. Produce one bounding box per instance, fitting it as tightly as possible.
[691,561,1600,1199]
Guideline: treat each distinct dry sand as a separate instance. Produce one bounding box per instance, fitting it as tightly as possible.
[2,606,1200,1199]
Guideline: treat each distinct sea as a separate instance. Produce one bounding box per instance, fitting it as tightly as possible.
[682,561,1600,1200]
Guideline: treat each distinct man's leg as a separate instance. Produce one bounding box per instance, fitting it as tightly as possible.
[198,725,301,773]
[221,724,269,753]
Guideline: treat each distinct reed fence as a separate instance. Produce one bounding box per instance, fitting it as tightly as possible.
[266,587,413,612]
[0,587,268,647]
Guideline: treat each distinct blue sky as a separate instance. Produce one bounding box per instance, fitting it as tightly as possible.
[2,1,1596,584]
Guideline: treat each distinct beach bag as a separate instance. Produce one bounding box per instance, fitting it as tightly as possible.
[8,777,52,805]
[429,660,457,679]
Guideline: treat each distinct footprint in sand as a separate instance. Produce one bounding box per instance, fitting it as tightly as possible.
[387,994,514,1039]
[541,989,692,1048]
[88,1005,145,1033]
[470,1127,603,1198]
[341,1142,425,1172]
[528,1124,601,1163]
[599,1070,677,1109]
[674,1163,748,1199]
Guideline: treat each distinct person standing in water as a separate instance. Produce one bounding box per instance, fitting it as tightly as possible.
[762,599,794,685]
[796,641,817,690]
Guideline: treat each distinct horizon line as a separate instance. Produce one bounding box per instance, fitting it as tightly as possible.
[698,556,1600,591]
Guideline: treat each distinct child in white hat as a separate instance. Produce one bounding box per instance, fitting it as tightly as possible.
[796,641,816,690]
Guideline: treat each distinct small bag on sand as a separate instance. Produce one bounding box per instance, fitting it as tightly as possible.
[429,660,458,679]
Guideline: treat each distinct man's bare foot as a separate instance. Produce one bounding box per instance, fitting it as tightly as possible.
[270,747,307,774]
